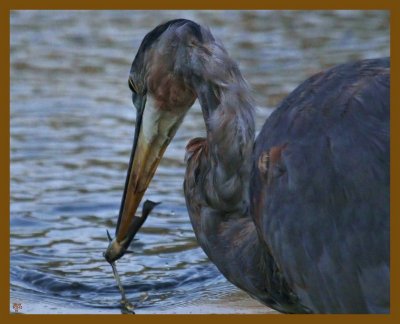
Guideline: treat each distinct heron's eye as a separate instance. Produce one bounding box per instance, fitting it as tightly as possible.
[128,78,137,94]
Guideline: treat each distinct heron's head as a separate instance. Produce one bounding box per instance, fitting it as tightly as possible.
[104,19,205,263]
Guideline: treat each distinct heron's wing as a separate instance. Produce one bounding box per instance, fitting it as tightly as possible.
[251,58,390,313]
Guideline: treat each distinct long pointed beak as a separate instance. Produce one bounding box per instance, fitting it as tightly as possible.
[104,95,185,263]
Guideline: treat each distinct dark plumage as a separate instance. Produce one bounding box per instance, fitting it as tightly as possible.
[250,58,390,313]
[105,19,390,314]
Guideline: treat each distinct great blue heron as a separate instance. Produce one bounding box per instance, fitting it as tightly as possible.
[104,19,390,313]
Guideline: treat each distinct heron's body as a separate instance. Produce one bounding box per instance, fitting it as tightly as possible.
[105,19,390,314]
[185,57,390,313]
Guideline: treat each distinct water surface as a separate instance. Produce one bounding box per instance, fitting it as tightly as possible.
[10,10,390,314]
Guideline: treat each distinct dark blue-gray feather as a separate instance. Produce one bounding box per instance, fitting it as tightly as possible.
[251,57,390,313]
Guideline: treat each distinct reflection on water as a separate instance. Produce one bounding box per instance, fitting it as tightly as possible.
[10,10,389,314]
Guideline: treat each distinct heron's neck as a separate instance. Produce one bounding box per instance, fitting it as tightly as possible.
[183,46,306,313]
[191,72,256,213]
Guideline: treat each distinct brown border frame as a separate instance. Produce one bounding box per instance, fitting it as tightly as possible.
[2,1,398,323]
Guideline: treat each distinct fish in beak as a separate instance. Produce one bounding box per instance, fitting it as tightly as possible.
[104,87,193,263]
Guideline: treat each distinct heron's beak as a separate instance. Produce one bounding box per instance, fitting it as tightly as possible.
[104,95,186,263]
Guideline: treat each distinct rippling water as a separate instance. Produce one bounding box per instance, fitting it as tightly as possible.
[10,10,389,314]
